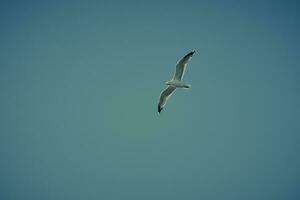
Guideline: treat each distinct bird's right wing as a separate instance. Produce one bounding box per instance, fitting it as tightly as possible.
[158,86,176,113]
[173,51,195,81]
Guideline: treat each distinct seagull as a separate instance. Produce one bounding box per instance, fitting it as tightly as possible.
[158,51,195,113]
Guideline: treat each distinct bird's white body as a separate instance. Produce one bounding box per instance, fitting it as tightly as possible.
[158,51,195,113]
[166,80,191,89]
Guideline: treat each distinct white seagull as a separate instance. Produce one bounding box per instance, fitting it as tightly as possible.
[158,51,195,113]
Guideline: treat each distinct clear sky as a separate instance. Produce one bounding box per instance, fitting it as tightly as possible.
[1,1,299,199]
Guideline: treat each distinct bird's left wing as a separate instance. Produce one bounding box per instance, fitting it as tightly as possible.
[158,86,176,113]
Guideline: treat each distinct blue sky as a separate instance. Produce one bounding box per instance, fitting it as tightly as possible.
[1,1,299,199]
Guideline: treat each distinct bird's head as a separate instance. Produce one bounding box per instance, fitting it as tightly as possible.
[165,80,172,85]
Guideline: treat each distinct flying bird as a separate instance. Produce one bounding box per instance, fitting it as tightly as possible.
[158,51,195,113]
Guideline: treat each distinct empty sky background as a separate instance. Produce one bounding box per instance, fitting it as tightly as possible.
[1,1,299,199]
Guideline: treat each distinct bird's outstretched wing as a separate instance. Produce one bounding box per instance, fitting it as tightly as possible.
[158,86,176,113]
[173,51,195,81]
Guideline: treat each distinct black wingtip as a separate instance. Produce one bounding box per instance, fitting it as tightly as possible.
[158,106,163,114]
[187,50,195,57]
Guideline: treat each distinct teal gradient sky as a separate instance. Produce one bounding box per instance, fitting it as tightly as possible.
[1,1,299,199]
